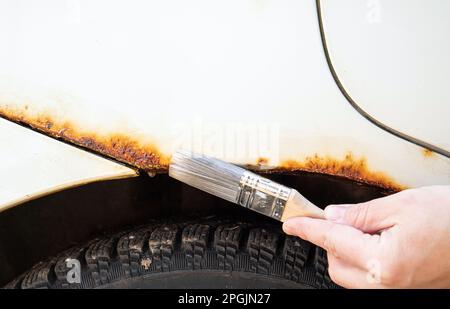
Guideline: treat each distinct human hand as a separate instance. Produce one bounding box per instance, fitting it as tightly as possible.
[282,185,450,288]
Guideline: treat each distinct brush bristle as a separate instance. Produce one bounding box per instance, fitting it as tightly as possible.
[168,150,245,203]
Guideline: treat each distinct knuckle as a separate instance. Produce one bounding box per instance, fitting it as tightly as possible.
[380,259,408,287]
[397,189,418,206]
[345,203,372,229]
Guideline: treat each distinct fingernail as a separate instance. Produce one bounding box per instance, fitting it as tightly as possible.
[325,205,346,222]
[282,221,295,235]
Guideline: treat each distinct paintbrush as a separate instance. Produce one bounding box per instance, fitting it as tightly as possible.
[168,150,324,222]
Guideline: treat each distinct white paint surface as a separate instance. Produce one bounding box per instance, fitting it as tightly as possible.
[321,0,450,151]
[0,0,448,197]
[0,118,137,212]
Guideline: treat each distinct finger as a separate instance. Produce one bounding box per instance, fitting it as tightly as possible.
[283,217,379,270]
[325,195,401,233]
[327,254,385,289]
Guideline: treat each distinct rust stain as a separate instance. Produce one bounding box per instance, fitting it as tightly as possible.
[276,153,405,191]
[256,157,269,165]
[422,148,434,158]
[0,108,170,171]
[0,107,405,191]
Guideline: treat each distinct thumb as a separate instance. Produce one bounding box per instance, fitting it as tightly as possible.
[324,196,399,233]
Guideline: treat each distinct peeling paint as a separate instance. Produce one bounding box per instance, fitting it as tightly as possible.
[0,108,170,171]
[256,157,269,166]
[275,153,405,191]
[0,108,405,191]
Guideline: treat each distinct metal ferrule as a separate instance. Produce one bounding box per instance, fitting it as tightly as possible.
[235,171,292,220]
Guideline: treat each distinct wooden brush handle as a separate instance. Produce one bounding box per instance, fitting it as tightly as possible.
[280,190,324,222]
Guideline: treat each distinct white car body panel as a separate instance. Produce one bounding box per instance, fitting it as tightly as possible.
[0,118,137,212]
[0,0,449,209]
[320,0,450,151]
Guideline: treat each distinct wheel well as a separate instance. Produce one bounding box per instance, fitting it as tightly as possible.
[0,172,393,286]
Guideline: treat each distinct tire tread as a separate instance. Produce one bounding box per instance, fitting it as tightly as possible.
[5,218,339,289]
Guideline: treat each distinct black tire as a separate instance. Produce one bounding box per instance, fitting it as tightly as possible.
[4,216,339,289]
